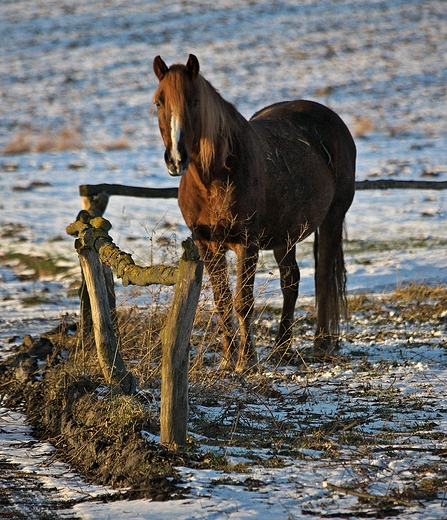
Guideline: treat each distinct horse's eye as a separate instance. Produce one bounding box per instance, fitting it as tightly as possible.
[192,99,199,108]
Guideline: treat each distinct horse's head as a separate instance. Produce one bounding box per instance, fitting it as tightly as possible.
[153,54,201,177]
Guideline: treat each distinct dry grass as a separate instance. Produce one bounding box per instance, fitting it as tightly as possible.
[352,115,376,137]
[2,125,83,154]
[2,127,133,155]
[0,271,445,516]
[102,136,130,151]
[35,127,83,152]
[2,132,33,154]
[4,268,447,511]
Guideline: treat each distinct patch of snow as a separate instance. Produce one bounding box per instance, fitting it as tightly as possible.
[1,0,447,518]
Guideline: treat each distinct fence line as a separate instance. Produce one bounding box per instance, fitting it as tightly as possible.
[355,179,447,190]
[72,177,446,447]
[67,203,203,448]
[79,179,447,203]
[79,183,179,199]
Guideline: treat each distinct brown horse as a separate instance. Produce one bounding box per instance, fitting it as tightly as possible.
[153,54,356,371]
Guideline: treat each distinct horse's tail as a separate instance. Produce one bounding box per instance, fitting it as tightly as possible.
[313,224,348,340]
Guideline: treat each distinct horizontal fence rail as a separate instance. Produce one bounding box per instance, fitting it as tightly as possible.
[79,179,447,202]
[67,212,179,287]
[355,179,447,190]
[79,183,179,198]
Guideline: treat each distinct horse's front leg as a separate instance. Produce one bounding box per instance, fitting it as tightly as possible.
[198,244,237,368]
[233,243,259,372]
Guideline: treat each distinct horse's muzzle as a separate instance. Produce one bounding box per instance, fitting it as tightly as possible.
[165,149,189,176]
[167,163,189,176]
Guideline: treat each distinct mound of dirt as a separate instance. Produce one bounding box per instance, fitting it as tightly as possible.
[0,326,197,501]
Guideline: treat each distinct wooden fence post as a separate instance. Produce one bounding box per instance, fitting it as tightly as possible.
[160,238,203,448]
[78,193,111,351]
[78,246,136,395]
[78,268,93,350]
[71,188,206,444]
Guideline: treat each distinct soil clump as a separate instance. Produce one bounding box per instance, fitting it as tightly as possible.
[0,324,197,501]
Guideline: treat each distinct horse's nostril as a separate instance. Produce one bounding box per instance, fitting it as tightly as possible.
[163,150,189,176]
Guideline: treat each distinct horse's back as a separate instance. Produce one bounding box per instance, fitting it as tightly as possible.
[250,99,356,204]
[251,99,351,141]
[251,100,355,171]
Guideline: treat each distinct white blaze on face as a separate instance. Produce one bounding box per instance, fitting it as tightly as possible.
[170,114,182,165]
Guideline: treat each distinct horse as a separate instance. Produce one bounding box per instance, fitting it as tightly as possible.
[153,54,356,372]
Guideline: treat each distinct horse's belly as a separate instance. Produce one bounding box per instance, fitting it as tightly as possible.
[260,170,336,247]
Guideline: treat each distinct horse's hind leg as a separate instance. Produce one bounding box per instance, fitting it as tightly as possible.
[273,245,300,358]
[314,212,347,356]
[198,245,237,368]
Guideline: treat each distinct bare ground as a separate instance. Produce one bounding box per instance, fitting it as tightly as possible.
[0,284,446,517]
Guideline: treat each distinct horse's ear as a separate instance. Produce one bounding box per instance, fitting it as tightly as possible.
[186,54,200,79]
[153,55,168,81]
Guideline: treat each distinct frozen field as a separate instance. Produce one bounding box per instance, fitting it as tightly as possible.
[0,0,447,518]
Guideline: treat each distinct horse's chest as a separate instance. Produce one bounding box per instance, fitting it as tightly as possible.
[179,180,247,243]
[180,180,231,221]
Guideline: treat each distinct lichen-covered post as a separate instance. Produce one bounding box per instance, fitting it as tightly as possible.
[79,192,111,351]
[78,246,136,395]
[160,238,203,448]
[67,213,135,395]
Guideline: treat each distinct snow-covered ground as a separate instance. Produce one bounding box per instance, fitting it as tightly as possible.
[1,0,447,518]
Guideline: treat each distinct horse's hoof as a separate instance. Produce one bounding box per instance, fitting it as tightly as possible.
[218,354,237,371]
[268,344,300,366]
[235,354,260,374]
[312,338,339,360]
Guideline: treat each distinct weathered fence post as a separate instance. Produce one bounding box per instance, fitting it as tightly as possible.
[78,246,136,395]
[160,238,203,448]
[67,209,200,424]
[78,192,111,352]
[67,210,136,395]
[78,268,93,350]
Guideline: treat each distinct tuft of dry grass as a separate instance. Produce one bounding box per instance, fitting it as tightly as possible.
[35,126,83,152]
[102,136,130,151]
[2,125,84,155]
[2,132,33,154]
[352,115,376,137]
[389,282,447,304]
[2,127,135,155]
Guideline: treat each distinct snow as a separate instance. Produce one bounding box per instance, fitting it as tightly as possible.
[1,0,447,518]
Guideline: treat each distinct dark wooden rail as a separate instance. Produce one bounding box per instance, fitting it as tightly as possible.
[79,179,447,202]
[79,183,178,198]
[355,179,447,190]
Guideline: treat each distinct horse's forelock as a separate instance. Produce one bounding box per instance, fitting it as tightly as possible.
[154,66,189,121]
